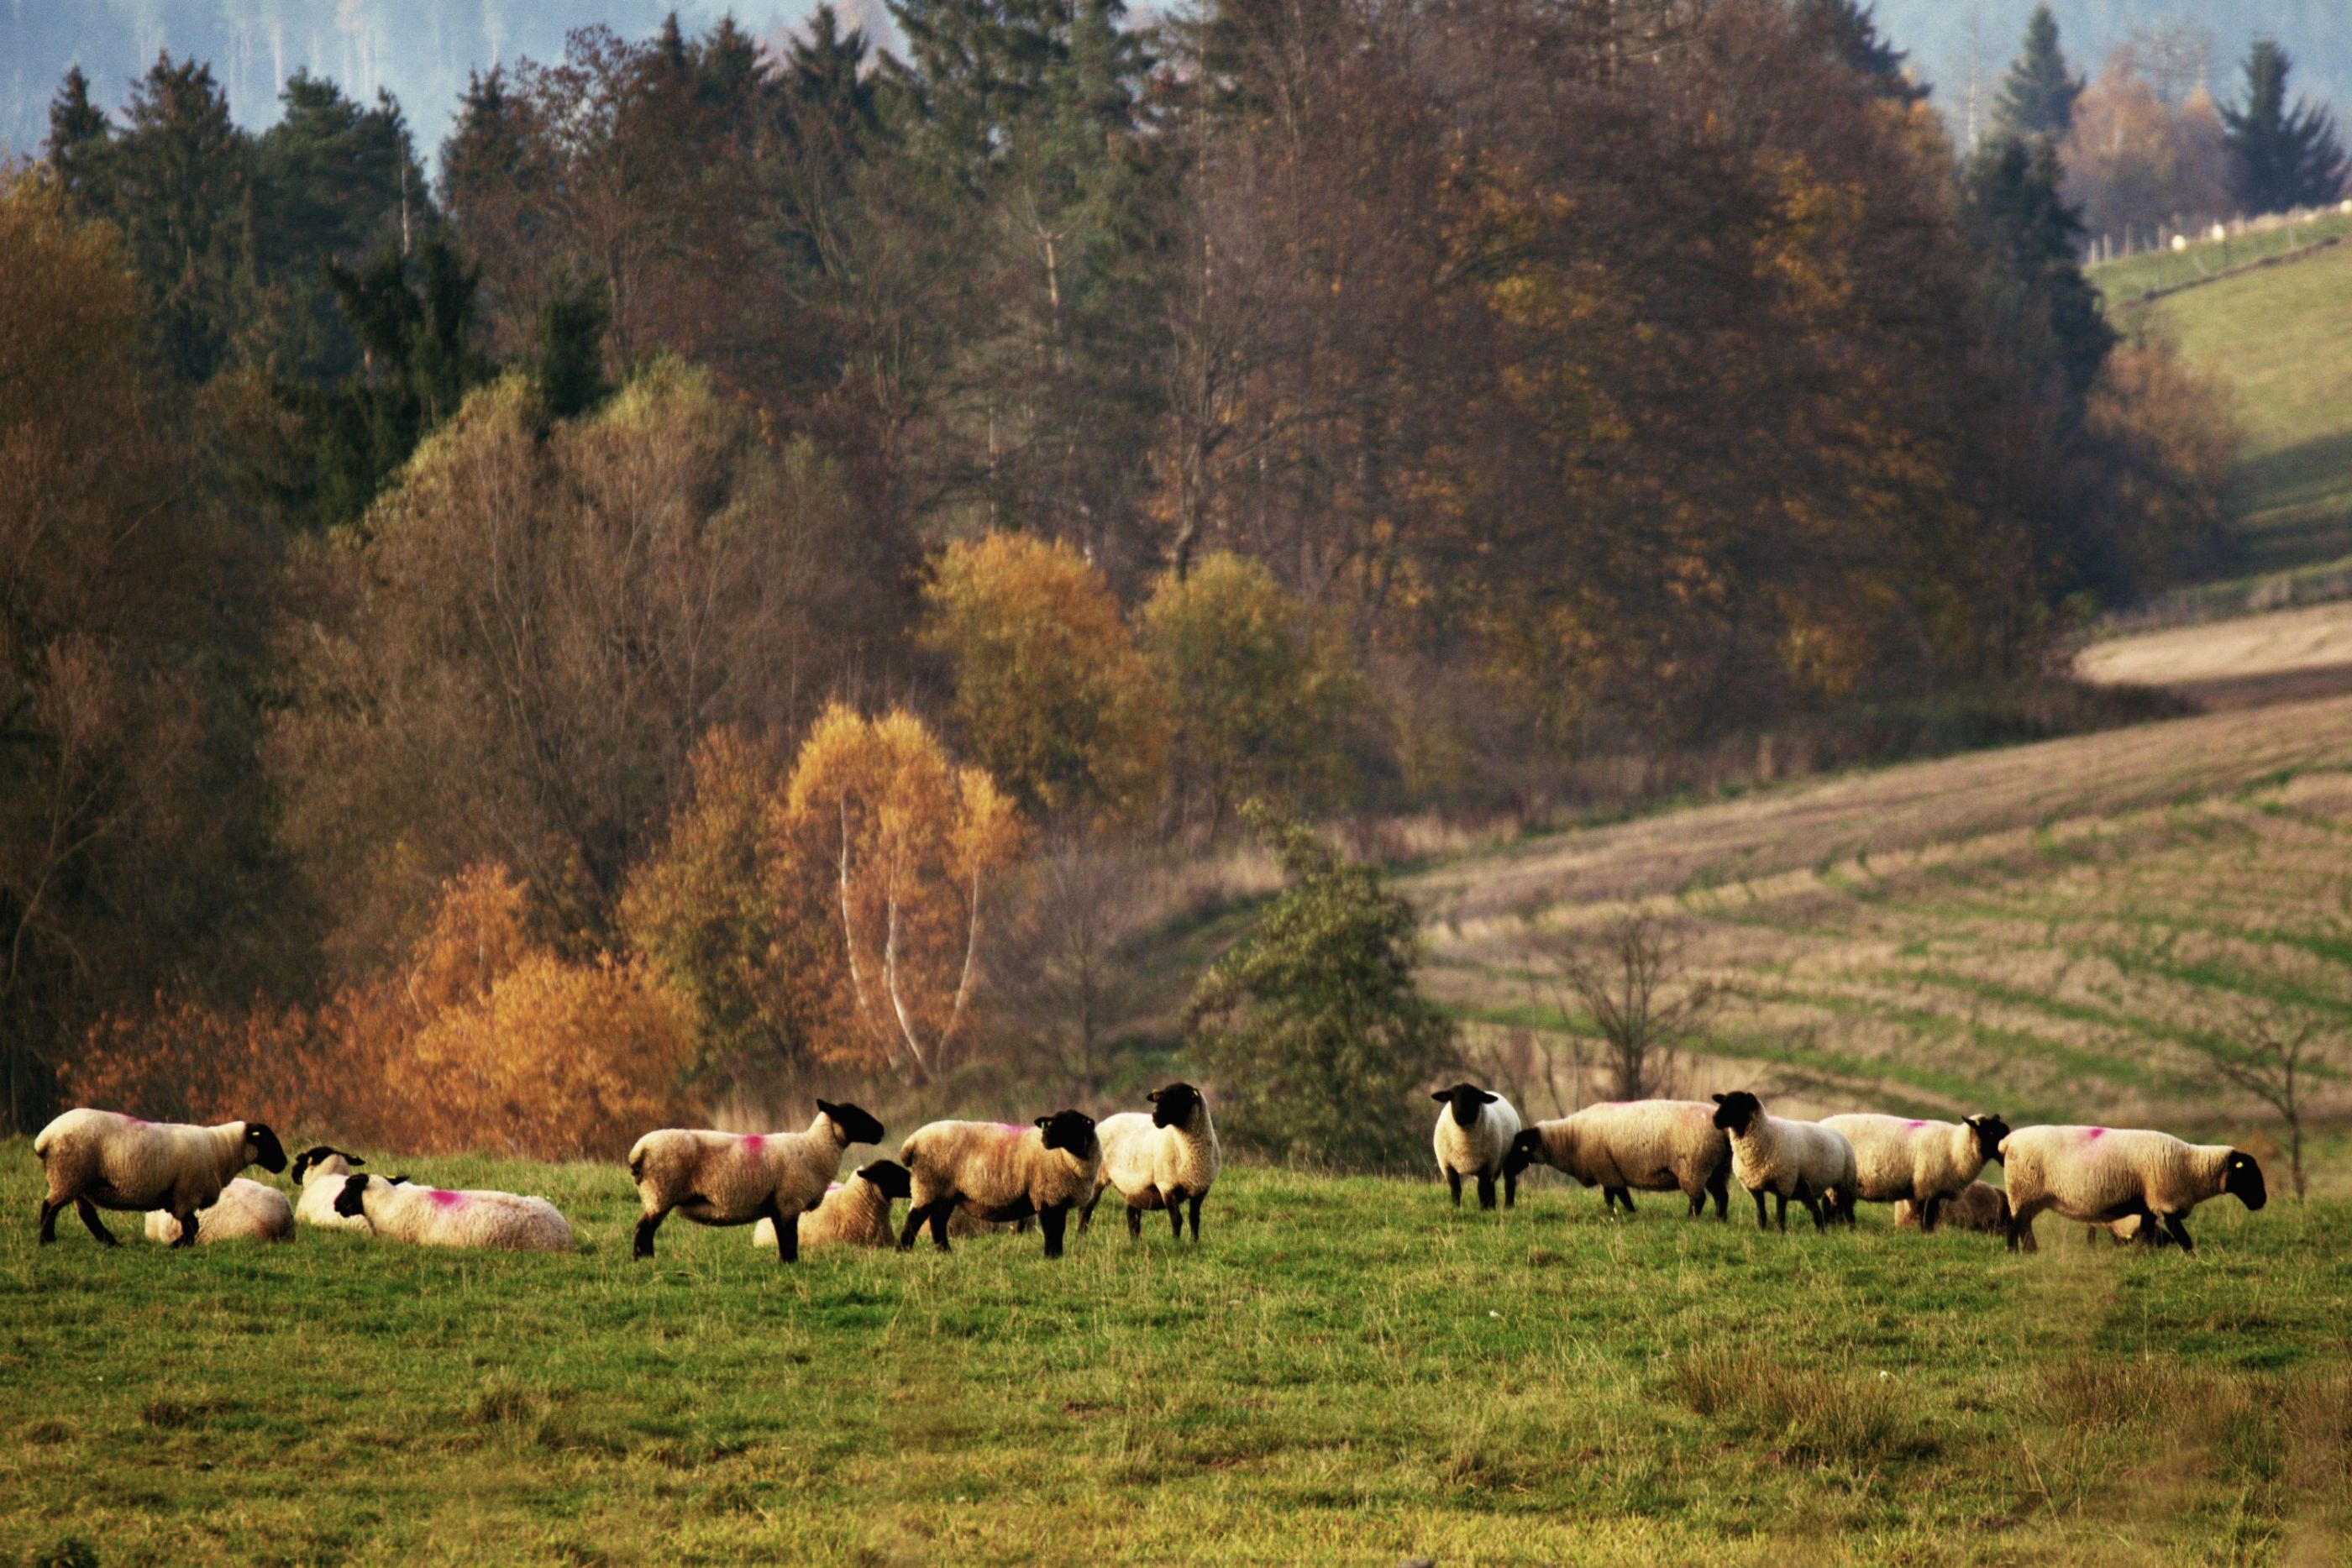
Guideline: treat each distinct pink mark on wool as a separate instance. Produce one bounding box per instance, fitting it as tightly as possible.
[427,1188,465,1210]
[2084,1127,2107,1141]
[825,1183,844,1194]
[1908,1120,1926,1129]
[995,1123,1028,1140]
[740,1135,765,1157]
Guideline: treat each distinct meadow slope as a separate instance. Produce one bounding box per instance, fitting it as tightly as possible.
[2,1153,2346,1566]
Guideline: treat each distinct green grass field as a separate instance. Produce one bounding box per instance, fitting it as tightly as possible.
[3,1149,2347,1566]
[2088,210,2352,307]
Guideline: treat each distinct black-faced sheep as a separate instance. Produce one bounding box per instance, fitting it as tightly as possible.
[1893,1181,2008,1235]
[144,1178,294,1244]
[751,1160,914,1251]
[1431,1083,1524,1209]
[1998,1125,2265,1255]
[899,1110,1101,1257]
[1709,1091,1858,1234]
[331,1176,573,1251]
[1502,1100,1732,1219]
[627,1101,886,1263]
[1080,1083,1221,1241]
[1818,1112,2009,1230]
[33,1109,288,1247]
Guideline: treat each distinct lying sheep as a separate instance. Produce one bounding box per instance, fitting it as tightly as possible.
[1819,1112,2009,1231]
[1709,1091,1858,1233]
[1998,1125,2265,1255]
[751,1160,913,1251]
[331,1176,573,1251]
[628,1100,886,1263]
[900,1110,1101,1257]
[144,1178,294,1244]
[1431,1083,1524,1209]
[1502,1100,1732,1219]
[290,1146,400,1234]
[34,1109,288,1247]
[1080,1083,1221,1241]
[1893,1181,2007,1235]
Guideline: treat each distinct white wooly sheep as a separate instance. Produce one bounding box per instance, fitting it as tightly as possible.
[1709,1092,1858,1234]
[899,1110,1102,1257]
[751,1160,913,1251]
[1501,1100,1733,1219]
[290,1146,402,1234]
[144,1178,293,1244]
[1080,1083,1221,1242]
[1893,1181,2007,1235]
[331,1176,572,1251]
[1431,1083,1525,1210]
[627,1100,886,1263]
[1818,1111,2010,1230]
[33,1109,288,1248]
[1998,1125,2265,1255]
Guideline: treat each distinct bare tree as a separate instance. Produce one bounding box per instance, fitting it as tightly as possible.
[996,833,1151,1095]
[2190,1004,2331,1202]
[1534,908,1720,1101]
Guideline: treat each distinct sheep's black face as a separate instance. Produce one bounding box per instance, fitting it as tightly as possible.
[331,1174,370,1218]
[1710,1092,1761,1135]
[1149,1083,1204,1130]
[291,1145,364,1183]
[244,1123,289,1174]
[817,1099,887,1148]
[1968,1114,2011,1165]
[860,1160,913,1200]
[1037,1109,1098,1157]
[2225,1151,2268,1210]
[1432,1083,1499,1129]
[1502,1128,1546,1177]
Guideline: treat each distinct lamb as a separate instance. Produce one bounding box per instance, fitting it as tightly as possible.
[331,1175,572,1251]
[1998,1125,2265,1255]
[627,1100,886,1263]
[1893,1181,2007,1235]
[750,1160,913,1251]
[289,1146,400,1234]
[1431,1083,1525,1209]
[1079,1083,1221,1241]
[1818,1111,2010,1231]
[143,1178,294,1244]
[1501,1100,1732,1219]
[33,1109,288,1247]
[899,1110,1102,1257]
[1709,1091,1859,1233]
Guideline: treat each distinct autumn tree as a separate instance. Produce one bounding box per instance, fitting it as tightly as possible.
[781,704,1025,1084]
[921,531,1168,825]
[2062,59,2234,239]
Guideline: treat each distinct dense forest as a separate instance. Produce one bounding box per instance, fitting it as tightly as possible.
[1,0,2244,1151]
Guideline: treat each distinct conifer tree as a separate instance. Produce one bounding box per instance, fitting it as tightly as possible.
[1793,0,1925,106]
[1992,5,2082,144]
[2223,40,2349,217]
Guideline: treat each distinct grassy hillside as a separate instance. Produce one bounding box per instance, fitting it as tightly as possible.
[2102,229,2352,581]
[1400,690,2352,1130]
[3,1151,2346,1565]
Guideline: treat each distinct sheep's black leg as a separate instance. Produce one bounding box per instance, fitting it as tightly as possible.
[1078,1190,1100,1233]
[928,1202,952,1252]
[1476,1172,1498,1211]
[170,1206,199,1248]
[1751,1188,1770,1231]
[759,1196,795,1263]
[896,1204,927,1251]
[1504,1170,1518,1209]
[76,1198,120,1247]
[1687,1185,1704,1219]
[1039,1203,1070,1258]
[1803,1193,1825,1232]
[2160,1214,2193,1254]
[633,1208,667,1261]
[1709,1165,1730,1221]
[1446,1171,1462,1207]
[1187,1194,1203,1242]
[1922,1193,1945,1234]
[1773,1192,1789,1234]
[1620,1188,1637,1214]
[37,1198,65,1245]
[1166,1190,1184,1240]
[1126,1204,1142,1240]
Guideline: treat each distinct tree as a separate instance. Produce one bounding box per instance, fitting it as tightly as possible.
[780,704,1024,1084]
[1992,6,2083,144]
[1965,136,2115,419]
[1537,909,1720,1101]
[1792,0,1925,105]
[921,531,1169,824]
[2062,60,2234,240]
[45,67,113,207]
[1186,805,1454,1172]
[2222,40,2349,217]
[2187,1004,2332,1203]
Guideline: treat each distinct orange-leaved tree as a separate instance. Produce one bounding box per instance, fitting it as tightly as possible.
[782,704,1024,1084]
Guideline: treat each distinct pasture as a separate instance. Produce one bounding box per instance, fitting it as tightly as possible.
[3,1149,2348,1566]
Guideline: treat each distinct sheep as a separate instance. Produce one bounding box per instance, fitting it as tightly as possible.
[1818,1111,2010,1231]
[143,1178,294,1244]
[899,1110,1101,1258]
[750,1160,913,1251]
[1079,1083,1221,1242]
[33,1109,288,1247]
[289,1146,401,1234]
[1893,1181,2008,1235]
[330,1175,572,1251]
[1501,1100,1733,1219]
[1998,1125,2265,1255]
[1431,1083,1525,1210]
[1709,1091,1858,1233]
[2085,1214,2173,1249]
[627,1100,886,1263]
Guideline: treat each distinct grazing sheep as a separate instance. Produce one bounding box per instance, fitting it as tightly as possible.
[1998,1125,2265,1255]
[900,1111,1101,1257]
[143,1178,294,1244]
[1709,1092,1858,1234]
[331,1176,573,1251]
[1819,1112,2010,1230]
[1431,1083,1525,1210]
[33,1109,288,1247]
[1501,1100,1732,1219]
[1893,1181,2007,1235]
[627,1101,886,1263]
[1080,1083,1221,1242]
[751,1161,913,1251]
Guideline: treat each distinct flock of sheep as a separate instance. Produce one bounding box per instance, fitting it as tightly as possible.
[29,1074,2267,1260]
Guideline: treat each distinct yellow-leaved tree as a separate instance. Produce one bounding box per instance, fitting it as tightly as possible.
[783,705,1024,1083]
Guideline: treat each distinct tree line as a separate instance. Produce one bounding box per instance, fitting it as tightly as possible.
[3,0,2239,1151]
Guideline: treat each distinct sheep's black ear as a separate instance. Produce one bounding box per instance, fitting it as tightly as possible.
[1146,1089,1160,1102]
[816,1098,841,1119]
[1430,1091,1449,1103]
[1035,1115,1053,1129]
[1478,1089,1499,1104]
[1711,1093,1725,1104]
[348,1153,366,1167]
